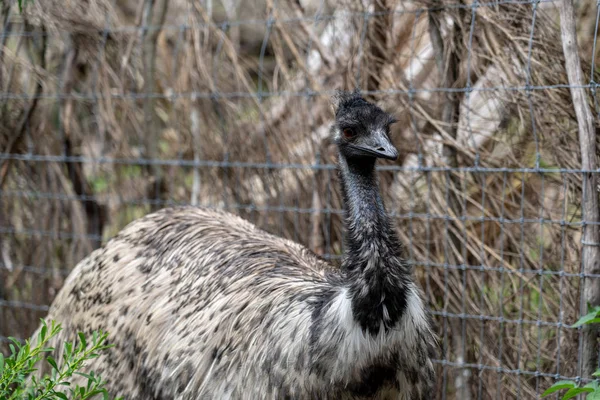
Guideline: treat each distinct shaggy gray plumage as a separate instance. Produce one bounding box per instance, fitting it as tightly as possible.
[34,91,437,399]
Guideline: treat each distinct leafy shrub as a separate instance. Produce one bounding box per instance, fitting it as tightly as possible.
[0,320,121,400]
[542,306,600,400]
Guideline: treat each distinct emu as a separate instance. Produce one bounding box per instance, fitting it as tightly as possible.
[35,91,437,399]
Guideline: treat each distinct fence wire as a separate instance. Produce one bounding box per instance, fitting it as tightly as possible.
[0,0,599,399]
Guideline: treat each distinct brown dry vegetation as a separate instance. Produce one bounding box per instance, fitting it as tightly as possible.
[0,0,598,398]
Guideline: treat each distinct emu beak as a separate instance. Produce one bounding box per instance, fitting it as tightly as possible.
[350,130,399,160]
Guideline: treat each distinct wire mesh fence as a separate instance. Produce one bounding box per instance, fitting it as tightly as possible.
[0,0,599,398]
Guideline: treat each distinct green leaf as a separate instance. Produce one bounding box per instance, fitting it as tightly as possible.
[55,392,69,400]
[588,305,600,314]
[65,342,73,359]
[573,307,600,328]
[0,353,4,376]
[78,332,87,349]
[587,390,600,400]
[562,387,594,399]
[47,356,59,372]
[542,381,577,396]
[40,324,48,343]
[75,372,92,380]
[593,368,600,378]
[583,381,600,390]
[572,314,599,327]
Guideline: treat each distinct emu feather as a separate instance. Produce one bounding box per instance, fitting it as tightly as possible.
[34,91,437,399]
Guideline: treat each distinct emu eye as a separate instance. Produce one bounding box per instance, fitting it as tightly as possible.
[343,128,356,139]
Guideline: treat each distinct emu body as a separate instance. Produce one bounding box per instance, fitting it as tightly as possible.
[36,92,437,399]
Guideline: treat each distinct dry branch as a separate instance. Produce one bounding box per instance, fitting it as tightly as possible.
[428,7,471,398]
[142,0,169,209]
[0,24,46,188]
[559,0,600,378]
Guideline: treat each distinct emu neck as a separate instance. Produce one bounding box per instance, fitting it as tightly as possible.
[338,156,410,333]
[339,156,390,248]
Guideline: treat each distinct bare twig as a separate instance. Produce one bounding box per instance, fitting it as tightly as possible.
[0,1,12,88]
[559,0,600,378]
[190,106,202,206]
[0,24,46,189]
[267,0,322,92]
[221,0,240,53]
[119,0,145,84]
[428,5,463,248]
[365,0,390,92]
[59,38,107,251]
[142,0,169,210]
[290,0,334,70]
[64,136,107,251]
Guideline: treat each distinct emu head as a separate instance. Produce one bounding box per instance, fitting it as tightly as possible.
[332,90,399,162]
